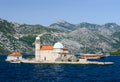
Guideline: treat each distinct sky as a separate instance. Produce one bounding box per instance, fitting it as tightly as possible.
[0,0,120,26]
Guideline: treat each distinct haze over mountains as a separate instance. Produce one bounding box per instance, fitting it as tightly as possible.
[0,18,120,54]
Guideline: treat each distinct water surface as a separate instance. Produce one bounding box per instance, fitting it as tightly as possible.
[0,55,120,82]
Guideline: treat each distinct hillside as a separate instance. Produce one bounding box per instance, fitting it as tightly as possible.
[0,18,64,54]
[0,18,120,55]
[50,20,120,54]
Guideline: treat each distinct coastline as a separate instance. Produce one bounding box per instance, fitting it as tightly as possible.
[21,59,114,65]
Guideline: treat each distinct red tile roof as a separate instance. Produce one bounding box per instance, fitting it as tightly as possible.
[40,46,53,50]
[9,52,22,56]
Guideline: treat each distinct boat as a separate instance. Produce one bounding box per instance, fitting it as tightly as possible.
[80,52,104,59]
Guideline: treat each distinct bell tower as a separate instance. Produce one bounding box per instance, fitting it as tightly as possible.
[35,36,40,62]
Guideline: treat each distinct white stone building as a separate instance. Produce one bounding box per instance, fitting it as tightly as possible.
[6,52,22,61]
[35,36,69,62]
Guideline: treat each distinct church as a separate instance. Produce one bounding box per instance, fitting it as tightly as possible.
[35,36,69,62]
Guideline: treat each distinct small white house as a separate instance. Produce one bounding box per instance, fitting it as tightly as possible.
[6,52,22,61]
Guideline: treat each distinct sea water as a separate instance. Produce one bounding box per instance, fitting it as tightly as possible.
[0,55,120,82]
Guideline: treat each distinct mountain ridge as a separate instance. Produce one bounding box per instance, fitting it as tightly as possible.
[0,18,120,54]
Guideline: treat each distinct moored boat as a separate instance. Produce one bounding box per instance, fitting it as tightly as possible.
[80,53,104,59]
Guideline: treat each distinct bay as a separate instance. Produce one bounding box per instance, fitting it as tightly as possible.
[0,55,120,82]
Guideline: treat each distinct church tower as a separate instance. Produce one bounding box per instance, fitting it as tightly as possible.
[35,36,40,62]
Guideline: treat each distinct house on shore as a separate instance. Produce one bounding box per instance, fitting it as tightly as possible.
[5,52,22,61]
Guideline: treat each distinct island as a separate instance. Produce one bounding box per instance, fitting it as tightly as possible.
[5,34,114,65]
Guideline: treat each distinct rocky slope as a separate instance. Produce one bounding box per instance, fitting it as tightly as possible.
[0,18,120,54]
[0,18,64,54]
[50,20,120,53]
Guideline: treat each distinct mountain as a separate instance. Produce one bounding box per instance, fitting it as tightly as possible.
[62,28,119,54]
[76,22,101,31]
[49,20,120,35]
[0,18,64,54]
[0,19,15,34]
[50,21,120,53]
[0,18,120,54]
[49,19,77,31]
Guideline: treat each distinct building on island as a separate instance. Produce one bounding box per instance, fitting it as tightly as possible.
[5,35,114,65]
[5,52,22,61]
[35,36,69,62]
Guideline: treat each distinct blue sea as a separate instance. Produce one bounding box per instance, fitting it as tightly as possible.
[0,55,120,82]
